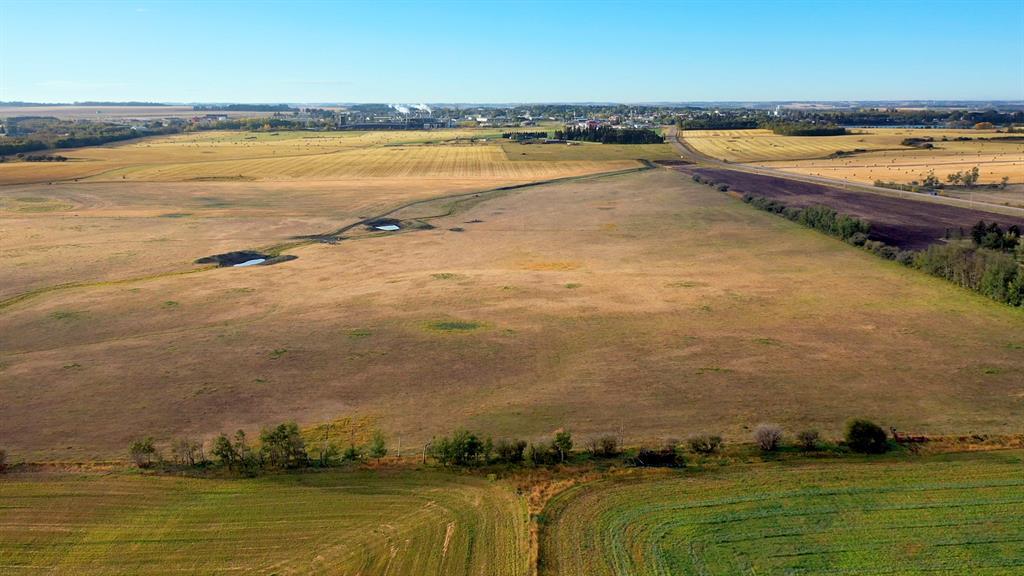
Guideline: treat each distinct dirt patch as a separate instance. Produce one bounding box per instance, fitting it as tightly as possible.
[681,167,1024,250]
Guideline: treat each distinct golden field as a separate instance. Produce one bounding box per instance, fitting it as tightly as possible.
[682,128,1023,186]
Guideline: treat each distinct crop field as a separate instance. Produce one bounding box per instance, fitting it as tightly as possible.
[0,470,529,575]
[3,169,1023,461]
[684,166,1024,249]
[500,140,679,162]
[540,450,1024,575]
[682,128,1023,186]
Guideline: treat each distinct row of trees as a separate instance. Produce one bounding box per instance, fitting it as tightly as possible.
[117,416,900,475]
[553,126,664,144]
[502,131,549,140]
[128,422,388,473]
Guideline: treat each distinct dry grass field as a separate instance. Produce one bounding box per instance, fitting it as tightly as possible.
[682,128,1023,186]
[541,450,1024,575]
[0,130,644,298]
[2,168,1022,461]
[0,470,529,575]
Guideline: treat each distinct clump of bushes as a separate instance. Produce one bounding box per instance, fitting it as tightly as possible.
[753,424,783,452]
[845,419,889,454]
[797,430,821,451]
[0,449,7,473]
[635,441,685,468]
[687,433,723,455]
[588,435,620,458]
[129,437,159,468]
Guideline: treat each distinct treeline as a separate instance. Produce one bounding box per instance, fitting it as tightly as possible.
[106,415,911,478]
[502,131,549,140]
[194,104,293,112]
[554,126,664,144]
[676,118,759,130]
[1,117,180,155]
[762,121,848,136]
[697,173,1024,306]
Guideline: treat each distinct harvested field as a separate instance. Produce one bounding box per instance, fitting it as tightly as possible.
[540,450,1024,575]
[681,128,1023,187]
[3,169,1023,460]
[684,166,1024,250]
[0,470,529,575]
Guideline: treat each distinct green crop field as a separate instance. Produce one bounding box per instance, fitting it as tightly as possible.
[540,450,1024,575]
[0,470,529,575]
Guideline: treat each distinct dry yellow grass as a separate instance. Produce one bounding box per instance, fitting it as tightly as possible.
[683,128,1023,185]
[2,169,1022,461]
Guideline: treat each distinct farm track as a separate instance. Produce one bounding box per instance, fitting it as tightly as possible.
[0,162,655,312]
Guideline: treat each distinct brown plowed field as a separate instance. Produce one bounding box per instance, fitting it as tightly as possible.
[683,167,1024,250]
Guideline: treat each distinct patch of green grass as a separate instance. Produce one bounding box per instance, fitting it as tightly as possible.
[541,450,1024,576]
[269,348,288,359]
[161,301,179,309]
[431,273,461,280]
[564,283,582,289]
[426,320,483,332]
[348,328,372,339]
[754,337,781,346]
[49,310,82,321]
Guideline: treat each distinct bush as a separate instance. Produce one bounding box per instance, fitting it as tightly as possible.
[524,442,558,466]
[716,183,730,192]
[129,437,159,468]
[635,443,685,467]
[845,419,889,454]
[432,430,484,466]
[0,449,6,473]
[797,430,821,451]
[687,434,723,455]
[259,422,308,469]
[494,439,527,463]
[753,424,783,451]
[588,435,620,458]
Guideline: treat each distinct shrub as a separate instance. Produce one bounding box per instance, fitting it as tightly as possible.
[342,444,363,462]
[553,430,573,463]
[688,434,723,455]
[0,449,6,473]
[129,437,159,468]
[525,442,558,466]
[845,419,889,454]
[635,442,685,467]
[259,422,308,469]
[494,439,527,463]
[368,430,388,461]
[588,435,620,458]
[716,183,730,192]
[797,429,821,451]
[432,430,484,466]
[753,424,783,451]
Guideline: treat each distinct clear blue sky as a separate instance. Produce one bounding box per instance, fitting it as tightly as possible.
[2,0,1022,103]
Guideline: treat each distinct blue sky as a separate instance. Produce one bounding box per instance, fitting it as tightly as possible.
[2,0,1022,103]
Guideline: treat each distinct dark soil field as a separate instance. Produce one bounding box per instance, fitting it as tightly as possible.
[684,167,1024,250]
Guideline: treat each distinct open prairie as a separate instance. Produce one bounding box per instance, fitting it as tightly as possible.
[682,128,1023,186]
[541,450,1024,575]
[2,168,1022,461]
[0,470,529,575]
[0,130,645,298]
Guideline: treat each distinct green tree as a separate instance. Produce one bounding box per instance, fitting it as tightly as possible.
[553,430,573,463]
[368,430,388,461]
[259,422,308,469]
[845,419,889,454]
[129,437,158,468]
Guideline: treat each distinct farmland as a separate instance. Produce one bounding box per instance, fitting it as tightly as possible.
[0,130,645,297]
[681,128,1023,187]
[683,166,1024,249]
[0,470,528,575]
[540,449,1024,575]
[3,168,1023,461]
